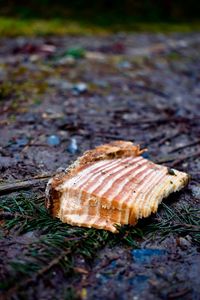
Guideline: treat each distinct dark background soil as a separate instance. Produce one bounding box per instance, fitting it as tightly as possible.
[0,33,200,300]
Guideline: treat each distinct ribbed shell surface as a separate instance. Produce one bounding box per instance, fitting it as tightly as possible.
[53,156,188,232]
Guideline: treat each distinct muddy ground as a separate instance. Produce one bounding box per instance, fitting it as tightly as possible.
[0,33,200,300]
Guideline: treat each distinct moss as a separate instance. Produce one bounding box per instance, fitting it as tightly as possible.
[0,191,199,298]
[0,82,15,100]
[0,17,200,37]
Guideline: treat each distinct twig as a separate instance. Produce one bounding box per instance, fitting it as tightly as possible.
[128,82,169,98]
[0,176,50,196]
[67,130,128,141]
[170,150,200,167]
[124,116,198,126]
[169,139,200,153]
[157,132,181,146]
[168,288,191,299]
[155,218,200,230]
[176,223,200,230]
[157,150,200,166]
[95,132,127,140]
[156,155,177,164]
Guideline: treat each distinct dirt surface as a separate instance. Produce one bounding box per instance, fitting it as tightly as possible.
[0,33,200,300]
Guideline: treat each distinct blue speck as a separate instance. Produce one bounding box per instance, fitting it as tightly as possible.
[72,83,87,95]
[47,135,60,146]
[67,138,78,154]
[16,138,29,147]
[96,273,110,284]
[141,152,150,159]
[110,260,117,268]
[118,61,131,69]
[128,275,149,290]
[131,249,166,264]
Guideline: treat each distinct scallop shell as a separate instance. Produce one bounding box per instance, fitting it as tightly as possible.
[45,141,189,233]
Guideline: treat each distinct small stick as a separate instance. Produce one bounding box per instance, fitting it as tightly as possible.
[168,288,191,299]
[72,131,128,140]
[124,116,197,126]
[169,139,200,153]
[156,155,177,164]
[128,82,169,98]
[170,150,200,167]
[158,132,181,146]
[0,177,50,196]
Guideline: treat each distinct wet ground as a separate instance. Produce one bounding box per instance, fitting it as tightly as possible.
[0,33,200,299]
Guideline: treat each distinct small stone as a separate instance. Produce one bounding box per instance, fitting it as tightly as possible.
[72,83,87,95]
[56,167,66,173]
[191,186,200,199]
[58,56,75,65]
[117,61,131,69]
[182,162,188,168]
[67,138,78,154]
[85,51,106,62]
[47,135,60,146]
[29,54,39,62]
[178,237,191,250]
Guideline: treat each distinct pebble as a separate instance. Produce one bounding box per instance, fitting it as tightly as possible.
[178,237,191,250]
[191,186,200,199]
[58,56,75,65]
[131,249,166,264]
[67,138,78,154]
[72,83,87,95]
[47,135,60,146]
[56,167,66,173]
[85,51,106,62]
[117,61,131,69]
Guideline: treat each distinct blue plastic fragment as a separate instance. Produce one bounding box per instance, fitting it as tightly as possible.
[131,248,166,264]
[47,135,60,146]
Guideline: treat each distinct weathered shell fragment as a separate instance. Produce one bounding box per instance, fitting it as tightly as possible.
[45,141,189,233]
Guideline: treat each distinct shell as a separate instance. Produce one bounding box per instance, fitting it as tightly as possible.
[45,141,189,233]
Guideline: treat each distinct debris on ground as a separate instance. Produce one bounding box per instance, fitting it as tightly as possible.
[0,33,200,300]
